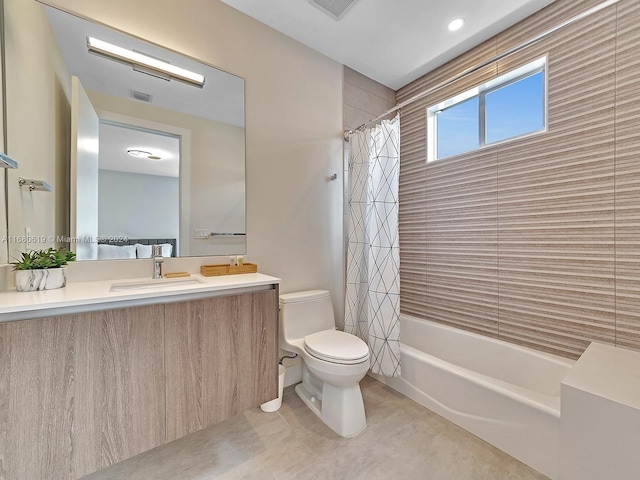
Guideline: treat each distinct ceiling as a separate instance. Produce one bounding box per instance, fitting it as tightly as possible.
[219,0,556,90]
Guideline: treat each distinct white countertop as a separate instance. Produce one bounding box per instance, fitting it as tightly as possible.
[0,273,281,322]
[562,342,640,410]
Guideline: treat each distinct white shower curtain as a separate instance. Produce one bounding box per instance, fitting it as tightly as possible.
[345,114,401,377]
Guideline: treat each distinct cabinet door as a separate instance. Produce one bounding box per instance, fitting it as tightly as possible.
[0,314,102,479]
[237,288,279,407]
[0,304,165,479]
[101,305,165,466]
[165,289,278,442]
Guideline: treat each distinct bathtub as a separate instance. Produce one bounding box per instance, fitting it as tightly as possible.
[370,315,575,479]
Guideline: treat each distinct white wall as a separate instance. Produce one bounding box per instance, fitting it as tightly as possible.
[88,90,246,257]
[189,120,245,257]
[98,170,179,240]
[42,0,345,322]
[4,0,70,256]
[0,0,7,268]
[71,76,99,261]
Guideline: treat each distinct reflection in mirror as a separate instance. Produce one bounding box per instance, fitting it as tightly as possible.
[0,0,7,265]
[96,121,180,261]
[4,1,245,261]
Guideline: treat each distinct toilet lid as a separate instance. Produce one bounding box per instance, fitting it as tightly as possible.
[304,330,370,364]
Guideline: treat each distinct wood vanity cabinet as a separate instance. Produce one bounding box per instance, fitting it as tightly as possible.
[165,290,279,441]
[0,304,166,479]
[0,287,278,479]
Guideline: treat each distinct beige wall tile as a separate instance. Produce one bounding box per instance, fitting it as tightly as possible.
[396,0,640,359]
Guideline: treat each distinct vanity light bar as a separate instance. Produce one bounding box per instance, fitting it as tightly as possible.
[86,37,205,88]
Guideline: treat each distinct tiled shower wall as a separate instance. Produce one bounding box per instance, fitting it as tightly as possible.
[343,67,396,132]
[398,0,640,359]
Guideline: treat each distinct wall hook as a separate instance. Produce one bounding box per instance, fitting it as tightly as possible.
[329,173,338,181]
[19,177,52,192]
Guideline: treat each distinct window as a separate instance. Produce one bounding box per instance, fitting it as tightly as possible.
[427,57,546,162]
[436,96,479,159]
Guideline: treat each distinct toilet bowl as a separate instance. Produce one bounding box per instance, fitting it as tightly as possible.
[279,290,370,438]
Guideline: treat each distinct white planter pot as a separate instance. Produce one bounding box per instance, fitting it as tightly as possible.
[15,267,67,292]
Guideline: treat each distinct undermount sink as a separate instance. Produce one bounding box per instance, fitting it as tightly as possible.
[110,277,206,292]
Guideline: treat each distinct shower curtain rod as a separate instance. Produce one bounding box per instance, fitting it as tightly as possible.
[345,0,621,136]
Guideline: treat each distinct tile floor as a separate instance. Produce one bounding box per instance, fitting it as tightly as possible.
[84,376,549,479]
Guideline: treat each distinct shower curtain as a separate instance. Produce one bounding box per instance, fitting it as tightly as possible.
[345,114,401,377]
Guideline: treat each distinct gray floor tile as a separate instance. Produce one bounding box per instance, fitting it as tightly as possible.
[82,376,549,480]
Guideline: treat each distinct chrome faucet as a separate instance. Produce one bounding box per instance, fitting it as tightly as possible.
[152,245,164,279]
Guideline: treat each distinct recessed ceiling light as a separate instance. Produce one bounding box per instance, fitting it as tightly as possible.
[448,18,465,32]
[127,149,162,160]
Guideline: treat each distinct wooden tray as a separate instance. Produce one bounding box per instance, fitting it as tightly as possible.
[201,263,257,277]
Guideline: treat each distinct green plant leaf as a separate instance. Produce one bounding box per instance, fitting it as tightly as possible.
[10,247,77,271]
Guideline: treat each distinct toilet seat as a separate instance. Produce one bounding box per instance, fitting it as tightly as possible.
[304,330,370,365]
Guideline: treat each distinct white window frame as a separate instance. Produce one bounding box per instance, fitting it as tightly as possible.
[426,56,548,162]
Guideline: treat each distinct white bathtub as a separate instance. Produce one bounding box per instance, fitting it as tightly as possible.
[370,314,575,479]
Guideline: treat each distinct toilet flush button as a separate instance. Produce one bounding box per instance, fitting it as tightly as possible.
[311,396,316,402]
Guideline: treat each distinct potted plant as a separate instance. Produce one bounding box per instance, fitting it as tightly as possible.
[11,247,76,292]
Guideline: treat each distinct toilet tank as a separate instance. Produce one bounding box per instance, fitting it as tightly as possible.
[279,290,336,344]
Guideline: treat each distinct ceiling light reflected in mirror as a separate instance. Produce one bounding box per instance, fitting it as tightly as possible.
[126,149,162,160]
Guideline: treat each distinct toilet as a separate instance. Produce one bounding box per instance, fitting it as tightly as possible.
[279,290,370,437]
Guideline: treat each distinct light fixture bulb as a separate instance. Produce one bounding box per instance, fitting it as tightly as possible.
[448,18,465,32]
[127,149,152,158]
[126,149,163,160]
[87,37,205,87]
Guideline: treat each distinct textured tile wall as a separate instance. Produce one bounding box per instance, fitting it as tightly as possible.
[343,67,396,132]
[397,0,640,359]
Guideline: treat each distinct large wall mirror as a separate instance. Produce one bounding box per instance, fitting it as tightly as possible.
[2,0,245,262]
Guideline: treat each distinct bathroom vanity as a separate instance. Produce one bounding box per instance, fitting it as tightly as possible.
[0,273,280,479]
